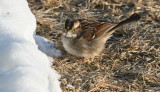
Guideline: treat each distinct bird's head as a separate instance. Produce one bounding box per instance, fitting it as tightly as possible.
[64,19,80,32]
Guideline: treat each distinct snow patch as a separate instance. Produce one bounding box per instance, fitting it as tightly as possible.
[0,0,62,92]
[34,35,61,58]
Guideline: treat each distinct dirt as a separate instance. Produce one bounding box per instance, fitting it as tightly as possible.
[28,0,160,91]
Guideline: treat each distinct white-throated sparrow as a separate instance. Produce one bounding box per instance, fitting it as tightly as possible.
[61,13,140,58]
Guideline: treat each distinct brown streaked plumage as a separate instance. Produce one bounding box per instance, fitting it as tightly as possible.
[61,13,141,58]
[76,19,114,41]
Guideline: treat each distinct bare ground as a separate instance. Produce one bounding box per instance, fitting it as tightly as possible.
[28,0,160,91]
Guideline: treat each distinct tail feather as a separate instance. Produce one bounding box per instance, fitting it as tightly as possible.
[107,13,141,33]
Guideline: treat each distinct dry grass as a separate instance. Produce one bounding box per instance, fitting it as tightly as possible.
[28,0,160,91]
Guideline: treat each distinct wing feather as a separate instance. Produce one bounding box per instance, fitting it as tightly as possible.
[76,19,114,41]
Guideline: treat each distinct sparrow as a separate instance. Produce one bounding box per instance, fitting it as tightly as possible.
[61,13,141,58]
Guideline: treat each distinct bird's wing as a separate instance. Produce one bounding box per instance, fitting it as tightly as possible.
[76,13,141,42]
[76,19,114,42]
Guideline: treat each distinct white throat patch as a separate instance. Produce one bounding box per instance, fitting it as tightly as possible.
[63,31,77,38]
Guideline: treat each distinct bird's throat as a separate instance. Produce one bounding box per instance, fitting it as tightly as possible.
[63,32,77,38]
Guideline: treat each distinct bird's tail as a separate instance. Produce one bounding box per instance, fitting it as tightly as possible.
[107,13,141,33]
